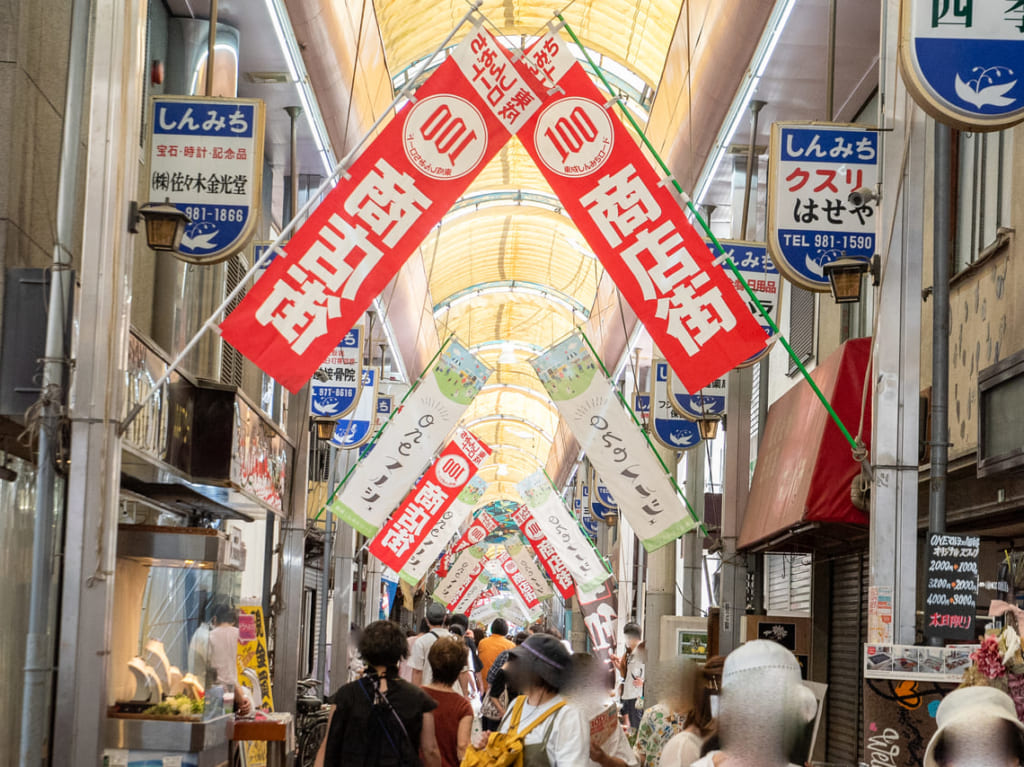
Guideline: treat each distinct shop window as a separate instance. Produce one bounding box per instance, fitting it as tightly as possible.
[978,349,1024,478]
[787,286,815,375]
[954,129,1013,273]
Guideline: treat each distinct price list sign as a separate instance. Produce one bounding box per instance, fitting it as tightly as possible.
[925,532,981,641]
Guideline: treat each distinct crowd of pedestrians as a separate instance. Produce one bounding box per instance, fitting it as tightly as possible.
[311,609,1024,767]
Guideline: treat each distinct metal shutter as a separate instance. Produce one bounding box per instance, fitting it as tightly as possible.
[787,286,816,374]
[765,554,812,613]
[826,551,868,765]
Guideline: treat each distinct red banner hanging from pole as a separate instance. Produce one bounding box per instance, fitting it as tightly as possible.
[219,25,547,392]
[515,31,769,392]
[511,504,575,600]
[450,511,499,555]
[368,428,491,573]
[496,551,541,610]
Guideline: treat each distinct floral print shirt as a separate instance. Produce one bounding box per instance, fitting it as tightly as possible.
[633,703,689,767]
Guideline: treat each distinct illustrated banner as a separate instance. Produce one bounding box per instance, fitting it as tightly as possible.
[495,551,541,610]
[219,25,546,391]
[511,503,576,600]
[517,471,607,592]
[400,475,487,585]
[368,428,490,573]
[532,333,698,550]
[434,547,488,609]
[328,338,491,536]
[515,31,768,392]
[450,511,500,555]
[508,541,553,601]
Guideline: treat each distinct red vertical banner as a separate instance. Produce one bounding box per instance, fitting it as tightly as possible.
[515,32,769,392]
[496,551,540,610]
[219,26,547,392]
[450,511,499,555]
[511,504,575,600]
[368,428,491,572]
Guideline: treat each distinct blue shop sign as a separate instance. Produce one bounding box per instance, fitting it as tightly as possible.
[331,368,377,448]
[651,360,702,450]
[901,0,1024,129]
[768,123,878,292]
[311,326,362,419]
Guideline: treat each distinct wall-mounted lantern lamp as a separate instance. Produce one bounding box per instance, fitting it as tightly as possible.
[129,199,190,252]
[822,254,880,304]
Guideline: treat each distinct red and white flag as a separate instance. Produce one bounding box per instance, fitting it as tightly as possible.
[515,31,769,392]
[450,511,499,555]
[220,25,547,392]
[368,428,490,573]
[511,504,575,600]
[496,551,540,610]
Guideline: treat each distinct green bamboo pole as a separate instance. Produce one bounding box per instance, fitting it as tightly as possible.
[557,16,860,453]
[312,333,455,522]
[578,328,710,538]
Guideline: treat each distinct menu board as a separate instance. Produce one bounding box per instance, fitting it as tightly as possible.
[924,532,980,641]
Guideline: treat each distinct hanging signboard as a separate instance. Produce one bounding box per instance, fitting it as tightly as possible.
[401,475,487,585]
[436,548,489,611]
[577,577,619,668]
[533,335,699,550]
[508,542,553,601]
[514,31,769,393]
[517,470,608,591]
[148,96,265,264]
[632,393,650,428]
[328,338,491,536]
[923,532,980,641]
[450,511,500,555]
[311,325,363,419]
[219,25,546,392]
[495,552,541,610]
[651,359,704,449]
[330,368,377,448]
[666,368,727,422]
[511,503,576,600]
[590,469,618,522]
[368,428,491,573]
[706,240,781,367]
[767,123,879,292]
[900,0,1024,130]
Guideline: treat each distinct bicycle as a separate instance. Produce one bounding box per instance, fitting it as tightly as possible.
[295,678,331,767]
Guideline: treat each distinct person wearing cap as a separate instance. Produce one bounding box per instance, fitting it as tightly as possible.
[689,640,817,767]
[411,602,451,687]
[924,686,1024,767]
[489,633,592,766]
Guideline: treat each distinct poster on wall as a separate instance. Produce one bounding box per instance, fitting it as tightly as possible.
[900,0,1024,130]
[767,122,879,292]
[923,532,981,641]
[147,96,265,264]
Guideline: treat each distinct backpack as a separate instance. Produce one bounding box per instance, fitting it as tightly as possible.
[460,695,566,767]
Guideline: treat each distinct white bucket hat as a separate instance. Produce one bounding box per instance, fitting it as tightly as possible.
[924,686,1024,767]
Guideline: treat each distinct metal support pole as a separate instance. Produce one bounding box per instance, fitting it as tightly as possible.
[929,122,951,536]
[52,1,146,762]
[19,0,89,763]
[739,101,766,241]
[205,0,218,96]
[869,0,923,646]
[316,449,335,685]
[682,449,705,617]
[644,446,679,661]
[825,0,837,121]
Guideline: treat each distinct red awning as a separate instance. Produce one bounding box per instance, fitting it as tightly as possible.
[739,337,872,551]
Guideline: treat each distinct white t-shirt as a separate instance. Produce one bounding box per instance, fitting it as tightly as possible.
[621,649,645,701]
[575,695,638,767]
[660,730,703,767]
[410,627,450,685]
[689,753,802,767]
[499,695,591,767]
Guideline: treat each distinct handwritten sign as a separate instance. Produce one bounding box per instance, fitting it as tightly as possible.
[924,532,980,641]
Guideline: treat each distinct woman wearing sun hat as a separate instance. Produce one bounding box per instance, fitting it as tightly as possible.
[482,633,591,766]
[924,685,1024,767]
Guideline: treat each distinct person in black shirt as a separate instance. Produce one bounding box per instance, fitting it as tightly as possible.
[315,620,442,767]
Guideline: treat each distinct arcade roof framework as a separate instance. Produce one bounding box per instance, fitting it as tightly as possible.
[371,0,685,520]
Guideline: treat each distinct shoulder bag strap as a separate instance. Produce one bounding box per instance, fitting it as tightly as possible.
[502,695,527,734]
[515,700,567,740]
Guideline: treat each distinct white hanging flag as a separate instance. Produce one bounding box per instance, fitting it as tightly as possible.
[433,547,487,610]
[507,541,553,601]
[517,470,608,592]
[531,331,698,551]
[329,338,492,536]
